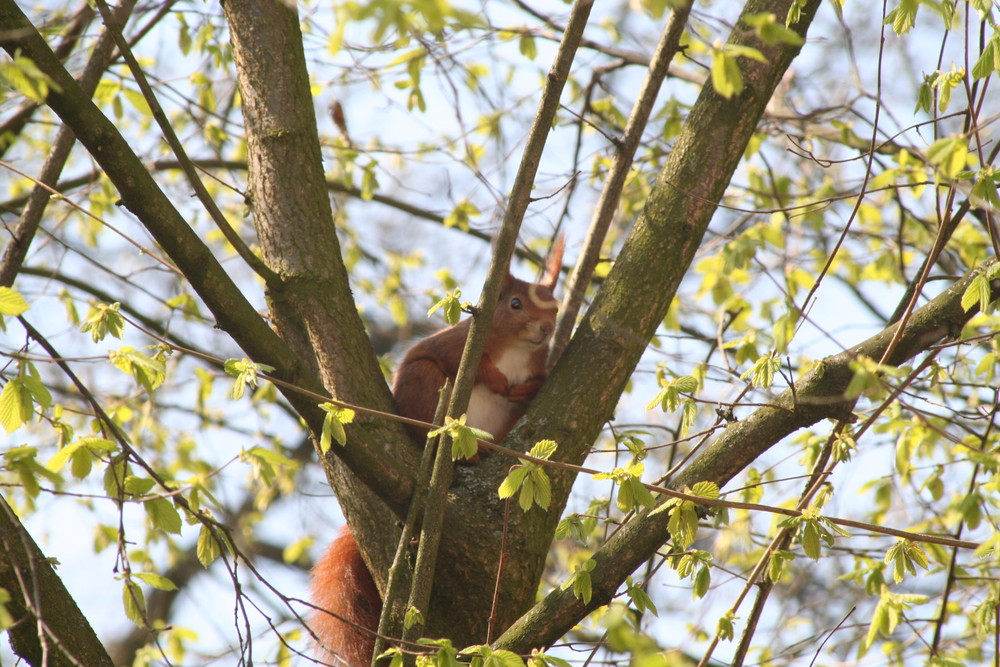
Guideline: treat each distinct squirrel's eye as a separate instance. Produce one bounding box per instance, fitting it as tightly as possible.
[510,297,522,310]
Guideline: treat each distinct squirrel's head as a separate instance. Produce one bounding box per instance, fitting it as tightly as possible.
[493,239,563,348]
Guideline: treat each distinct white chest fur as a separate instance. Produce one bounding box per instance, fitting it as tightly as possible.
[464,345,537,439]
[467,384,513,440]
[490,345,536,385]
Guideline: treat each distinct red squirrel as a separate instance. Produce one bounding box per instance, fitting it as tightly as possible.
[310,243,563,665]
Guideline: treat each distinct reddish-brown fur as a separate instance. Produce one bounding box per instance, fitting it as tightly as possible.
[311,242,563,665]
[310,527,381,666]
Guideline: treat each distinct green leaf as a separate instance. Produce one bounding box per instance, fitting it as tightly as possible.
[146,498,182,535]
[884,0,919,34]
[443,200,479,231]
[690,481,720,499]
[122,88,152,116]
[693,563,712,598]
[498,466,529,500]
[961,273,992,313]
[197,524,222,567]
[0,53,61,103]
[133,572,178,591]
[123,475,156,496]
[528,439,557,460]
[625,576,658,616]
[673,375,698,393]
[320,403,356,453]
[0,287,29,316]
[519,34,537,60]
[19,364,51,411]
[972,36,999,80]
[223,358,274,400]
[109,346,167,394]
[46,437,116,474]
[80,302,125,343]
[427,290,463,324]
[711,49,743,99]
[802,519,821,559]
[440,416,491,460]
[527,650,573,667]
[926,136,969,180]
[559,559,595,605]
[717,610,736,640]
[520,467,551,511]
[360,160,379,200]
[0,378,34,434]
[884,539,929,583]
[740,352,782,388]
[122,579,147,626]
[744,12,804,46]
[403,605,424,630]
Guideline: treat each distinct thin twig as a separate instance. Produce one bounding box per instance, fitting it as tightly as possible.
[549,0,694,367]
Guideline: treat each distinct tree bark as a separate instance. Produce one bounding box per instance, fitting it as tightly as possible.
[473,0,824,649]
[220,0,419,590]
[496,261,997,653]
[0,495,115,667]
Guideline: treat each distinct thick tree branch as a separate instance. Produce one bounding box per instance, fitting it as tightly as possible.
[465,0,824,651]
[0,495,114,667]
[0,0,137,289]
[549,0,693,365]
[496,261,997,653]
[0,0,415,515]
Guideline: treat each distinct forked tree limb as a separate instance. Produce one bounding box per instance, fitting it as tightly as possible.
[496,261,998,654]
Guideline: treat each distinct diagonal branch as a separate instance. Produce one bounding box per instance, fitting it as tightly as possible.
[496,261,997,653]
[0,495,115,667]
[0,0,416,513]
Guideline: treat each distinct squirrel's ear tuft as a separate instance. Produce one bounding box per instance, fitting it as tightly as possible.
[542,237,564,290]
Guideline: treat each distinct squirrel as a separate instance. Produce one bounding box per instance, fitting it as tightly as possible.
[309,242,563,666]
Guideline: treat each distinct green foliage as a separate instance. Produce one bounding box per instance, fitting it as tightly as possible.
[223,358,275,400]
[739,351,782,389]
[645,374,697,412]
[404,605,425,630]
[744,13,804,46]
[498,439,556,511]
[671,550,713,598]
[592,461,655,513]
[79,302,125,343]
[319,402,356,452]
[0,51,61,103]
[0,286,29,317]
[716,610,737,641]
[109,346,167,394]
[559,558,596,605]
[0,360,50,434]
[864,586,930,652]
[962,262,1000,313]
[443,200,479,231]
[416,638,462,667]
[884,0,920,35]
[3,0,1000,664]
[122,578,147,627]
[845,356,906,400]
[663,482,720,549]
[427,289,465,325]
[883,539,929,583]
[428,415,492,460]
[625,575,659,615]
[0,587,14,629]
[778,508,851,560]
[526,649,572,667]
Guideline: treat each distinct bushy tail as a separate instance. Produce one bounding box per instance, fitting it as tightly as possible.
[310,527,381,666]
